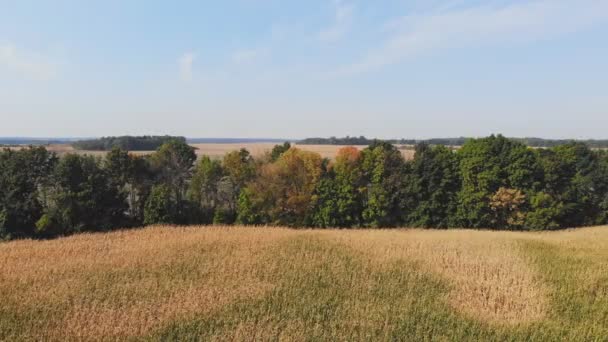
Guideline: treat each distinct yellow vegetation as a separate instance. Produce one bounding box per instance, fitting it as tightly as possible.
[1,226,607,340]
[325,229,546,323]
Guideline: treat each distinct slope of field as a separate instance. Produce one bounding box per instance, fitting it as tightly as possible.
[1,226,607,340]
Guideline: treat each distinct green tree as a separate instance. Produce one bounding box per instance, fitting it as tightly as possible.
[311,162,339,228]
[525,191,563,230]
[404,144,460,228]
[270,142,291,161]
[212,207,236,224]
[360,141,406,227]
[149,140,197,219]
[0,147,57,239]
[188,156,224,223]
[104,148,153,225]
[597,151,608,224]
[189,157,223,207]
[456,135,541,229]
[218,149,255,221]
[312,147,364,228]
[537,143,605,227]
[236,187,265,225]
[144,184,176,225]
[37,154,126,236]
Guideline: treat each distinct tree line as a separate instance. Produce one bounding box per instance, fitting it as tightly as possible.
[1,135,607,240]
[299,136,608,149]
[72,135,186,151]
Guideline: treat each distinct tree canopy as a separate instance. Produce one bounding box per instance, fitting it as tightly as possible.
[72,136,186,151]
[2,136,608,240]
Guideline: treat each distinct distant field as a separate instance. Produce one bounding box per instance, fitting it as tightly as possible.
[10,143,418,160]
[187,143,374,159]
[1,226,607,340]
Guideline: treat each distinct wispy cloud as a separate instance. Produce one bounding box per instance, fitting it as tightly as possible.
[178,52,196,81]
[232,47,270,65]
[0,43,57,80]
[319,0,354,42]
[337,0,608,75]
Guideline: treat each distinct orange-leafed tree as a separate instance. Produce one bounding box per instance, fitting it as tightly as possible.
[490,187,526,229]
[238,148,323,226]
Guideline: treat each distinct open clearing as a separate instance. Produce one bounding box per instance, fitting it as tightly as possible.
[1,226,607,340]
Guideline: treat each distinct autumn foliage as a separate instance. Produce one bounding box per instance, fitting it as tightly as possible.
[2,135,608,239]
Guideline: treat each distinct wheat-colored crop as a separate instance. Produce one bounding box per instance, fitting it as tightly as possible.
[1,226,607,340]
[322,229,547,324]
[0,227,289,340]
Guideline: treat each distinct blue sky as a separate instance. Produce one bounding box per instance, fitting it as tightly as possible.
[1,0,607,139]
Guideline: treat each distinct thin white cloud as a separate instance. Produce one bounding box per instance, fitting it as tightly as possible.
[337,0,608,75]
[319,0,354,42]
[232,48,269,65]
[0,43,56,80]
[178,52,196,81]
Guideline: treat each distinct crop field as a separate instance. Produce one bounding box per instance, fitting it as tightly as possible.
[10,143,417,160]
[1,226,607,341]
[188,143,378,160]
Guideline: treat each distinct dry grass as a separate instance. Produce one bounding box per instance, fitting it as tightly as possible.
[0,227,289,340]
[1,226,607,340]
[324,229,547,324]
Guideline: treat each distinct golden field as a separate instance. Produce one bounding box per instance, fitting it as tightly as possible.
[1,226,607,341]
[21,143,418,160]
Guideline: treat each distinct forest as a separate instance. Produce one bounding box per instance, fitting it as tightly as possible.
[71,135,186,151]
[1,135,608,240]
[299,136,608,148]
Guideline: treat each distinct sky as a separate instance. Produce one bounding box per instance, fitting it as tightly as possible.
[1,0,607,139]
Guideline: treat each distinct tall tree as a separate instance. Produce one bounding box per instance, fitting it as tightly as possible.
[188,156,224,222]
[223,149,255,188]
[404,144,460,228]
[37,154,126,236]
[144,184,176,225]
[456,135,541,229]
[313,147,364,227]
[218,149,255,222]
[360,141,406,227]
[240,148,323,226]
[149,139,197,217]
[537,143,606,227]
[104,148,153,225]
[0,147,57,238]
[596,151,608,224]
[310,167,339,228]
